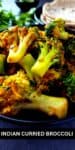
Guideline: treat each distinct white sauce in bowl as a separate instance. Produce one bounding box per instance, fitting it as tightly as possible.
[45,6,75,22]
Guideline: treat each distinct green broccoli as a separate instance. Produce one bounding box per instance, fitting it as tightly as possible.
[63,37,75,62]
[19,53,35,80]
[62,72,75,101]
[45,20,56,37]
[45,19,73,40]
[0,70,68,118]
[31,40,63,77]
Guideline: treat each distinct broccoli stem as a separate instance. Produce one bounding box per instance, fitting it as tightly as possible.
[5,88,68,119]
[27,91,68,119]
[0,54,6,74]
[19,53,35,80]
[9,93,68,119]
[31,45,59,77]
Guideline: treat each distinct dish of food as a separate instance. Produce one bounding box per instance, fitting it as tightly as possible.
[0,19,75,124]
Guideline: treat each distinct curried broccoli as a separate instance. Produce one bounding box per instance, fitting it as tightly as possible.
[62,72,75,101]
[45,20,56,37]
[63,37,75,63]
[31,39,64,77]
[0,70,68,118]
[7,30,37,63]
[19,53,35,80]
[45,19,73,40]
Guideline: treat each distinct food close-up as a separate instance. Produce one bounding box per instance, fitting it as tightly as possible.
[0,18,75,120]
[0,0,75,125]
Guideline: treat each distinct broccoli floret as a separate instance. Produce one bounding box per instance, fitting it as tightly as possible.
[7,30,37,63]
[63,38,75,62]
[45,19,73,40]
[0,70,68,118]
[31,39,63,77]
[45,21,56,37]
[62,72,75,101]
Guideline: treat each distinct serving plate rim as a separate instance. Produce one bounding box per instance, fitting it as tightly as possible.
[0,114,75,125]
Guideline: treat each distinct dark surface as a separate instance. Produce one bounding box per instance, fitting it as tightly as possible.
[0,140,75,150]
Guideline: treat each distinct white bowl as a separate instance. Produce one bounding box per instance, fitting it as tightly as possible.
[41,0,75,27]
